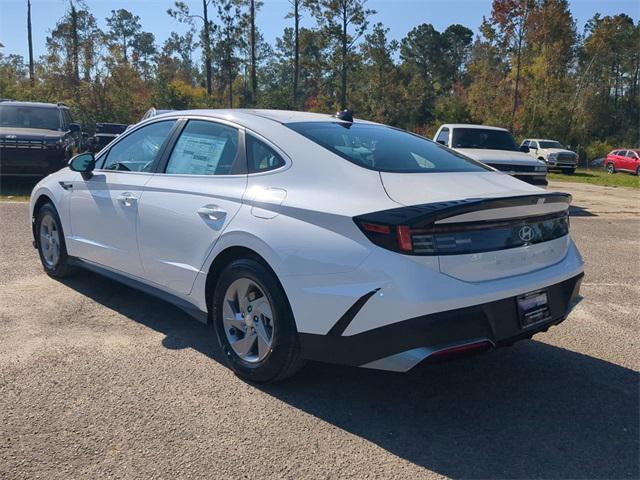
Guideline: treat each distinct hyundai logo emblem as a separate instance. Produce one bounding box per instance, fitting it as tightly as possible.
[518,225,534,242]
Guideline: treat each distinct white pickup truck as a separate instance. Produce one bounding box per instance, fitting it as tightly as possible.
[433,124,548,186]
[521,139,578,174]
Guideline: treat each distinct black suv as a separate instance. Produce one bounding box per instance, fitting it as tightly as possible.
[88,122,128,153]
[0,101,81,177]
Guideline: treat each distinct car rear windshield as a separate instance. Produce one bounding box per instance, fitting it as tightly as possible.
[451,128,519,151]
[538,140,564,149]
[285,122,491,173]
[0,105,61,131]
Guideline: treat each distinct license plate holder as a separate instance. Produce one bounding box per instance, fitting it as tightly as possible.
[517,289,551,328]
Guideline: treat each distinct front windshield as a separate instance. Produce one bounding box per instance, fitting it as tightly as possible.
[0,105,61,131]
[538,140,564,149]
[451,128,519,151]
[286,122,491,173]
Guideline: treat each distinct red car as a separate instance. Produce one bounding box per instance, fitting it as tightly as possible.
[606,149,640,175]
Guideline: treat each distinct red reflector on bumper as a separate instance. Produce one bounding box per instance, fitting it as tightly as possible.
[430,341,493,358]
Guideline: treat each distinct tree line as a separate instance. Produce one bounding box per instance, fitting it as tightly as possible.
[0,0,638,159]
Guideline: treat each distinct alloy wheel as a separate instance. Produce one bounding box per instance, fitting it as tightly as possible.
[39,214,60,268]
[222,278,275,363]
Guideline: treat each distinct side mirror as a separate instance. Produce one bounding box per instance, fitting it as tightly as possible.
[436,139,446,146]
[520,145,530,153]
[69,123,81,133]
[69,152,95,178]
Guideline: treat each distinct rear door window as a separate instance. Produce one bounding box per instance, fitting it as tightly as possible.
[165,120,240,175]
[286,122,490,173]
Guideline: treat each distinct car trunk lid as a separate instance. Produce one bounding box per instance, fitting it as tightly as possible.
[357,172,572,281]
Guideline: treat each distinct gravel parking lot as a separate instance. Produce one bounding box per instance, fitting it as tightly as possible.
[0,181,638,479]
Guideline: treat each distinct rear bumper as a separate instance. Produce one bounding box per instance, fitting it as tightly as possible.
[299,272,583,371]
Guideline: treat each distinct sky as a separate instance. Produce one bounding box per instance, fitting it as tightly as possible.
[1,0,638,61]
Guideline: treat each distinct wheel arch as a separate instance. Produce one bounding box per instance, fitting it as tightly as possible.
[31,193,56,245]
[204,245,287,324]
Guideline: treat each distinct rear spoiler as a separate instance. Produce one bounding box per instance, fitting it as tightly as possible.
[355,192,571,227]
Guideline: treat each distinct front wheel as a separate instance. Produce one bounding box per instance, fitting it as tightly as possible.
[606,163,615,174]
[636,166,640,176]
[35,203,74,277]
[212,258,304,383]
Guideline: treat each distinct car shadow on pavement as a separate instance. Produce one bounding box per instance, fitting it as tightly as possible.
[60,271,639,480]
[569,204,597,217]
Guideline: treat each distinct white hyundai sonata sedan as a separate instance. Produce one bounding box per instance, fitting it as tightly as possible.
[29,109,584,382]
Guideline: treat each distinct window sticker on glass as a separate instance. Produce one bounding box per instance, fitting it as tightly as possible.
[167,132,228,175]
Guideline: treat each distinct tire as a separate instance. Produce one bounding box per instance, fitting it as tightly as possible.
[606,163,615,174]
[562,168,575,175]
[636,166,640,176]
[212,258,304,383]
[35,203,74,277]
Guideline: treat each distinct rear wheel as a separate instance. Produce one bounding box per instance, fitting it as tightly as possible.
[636,166,639,176]
[36,203,74,277]
[606,163,615,174]
[212,258,304,382]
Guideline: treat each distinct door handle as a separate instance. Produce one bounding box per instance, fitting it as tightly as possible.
[197,205,226,221]
[117,192,137,207]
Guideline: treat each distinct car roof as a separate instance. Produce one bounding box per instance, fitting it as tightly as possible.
[526,139,560,142]
[0,100,66,109]
[439,123,508,132]
[151,108,377,128]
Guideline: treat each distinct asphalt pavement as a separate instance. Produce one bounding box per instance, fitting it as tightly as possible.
[0,181,638,479]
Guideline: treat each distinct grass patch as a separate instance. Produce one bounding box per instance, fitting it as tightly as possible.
[0,178,38,201]
[548,168,639,189]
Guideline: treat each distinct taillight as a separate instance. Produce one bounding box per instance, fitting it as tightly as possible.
[354,201,570,256]
[396,225,412,252]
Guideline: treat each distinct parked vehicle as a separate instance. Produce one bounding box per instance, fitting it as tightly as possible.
[434,124,548,186]
[140,107,173,122]
[0,101,81,177]
[605,149,640,175]
[30,109,584,382]
[521,138,578,174]
[88,123,128,153]
[126,108,174,131]
[590,156,605,169]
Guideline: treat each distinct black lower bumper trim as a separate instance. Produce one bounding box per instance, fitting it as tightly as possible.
[299,273,583,367]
